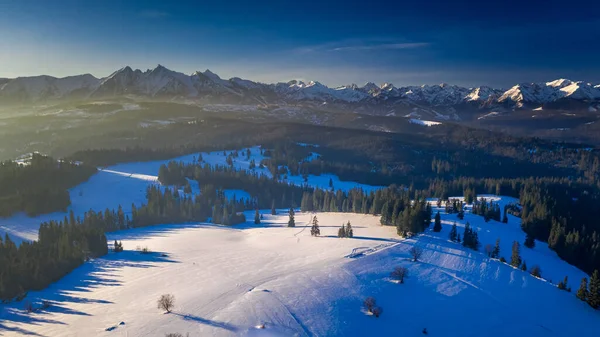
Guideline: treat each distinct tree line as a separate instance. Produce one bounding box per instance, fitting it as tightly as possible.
[0,154,96,217]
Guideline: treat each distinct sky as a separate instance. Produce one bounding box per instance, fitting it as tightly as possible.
[0,0,599,88]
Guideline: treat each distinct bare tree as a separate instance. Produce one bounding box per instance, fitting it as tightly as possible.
[390,266,408,284]
[363,297,376,313]
[372,306,383,318]
[409,246,423,262]
[157,294,175,313]
[484,244,493,257]
[24,301,33,313]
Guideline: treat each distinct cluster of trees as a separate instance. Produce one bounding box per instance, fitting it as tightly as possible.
[471,198,501,222]
[338,222,354,238]
[461,223,480,250]
[133,185,247,227]
[0,154,96,217]
[299,187,431,237]
[425,178,600,276]
[0,216,108,301]
[576,271,600,309]
[156,161,307,210]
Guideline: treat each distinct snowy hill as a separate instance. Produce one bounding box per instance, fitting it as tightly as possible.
[1,198,598,336]
[0,146,598,336]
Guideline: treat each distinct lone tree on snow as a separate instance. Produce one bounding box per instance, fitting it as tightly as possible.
[530,265,542,278]
[409,246,423,262]
[310,216,320,236]
[157,294,175,313]
[372,306,383,318]
[288,208,295,227]
[254,209,261,224]
[510,241,522,268]
[433,212,442,232]
[363,297,376,313]
[390,266,408,284]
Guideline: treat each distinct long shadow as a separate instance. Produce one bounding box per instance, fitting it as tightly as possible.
[321,235,397,243]
[107,222,226,241]
[0,322,44,336]
[0,249,178,334]
[172,312,238,332]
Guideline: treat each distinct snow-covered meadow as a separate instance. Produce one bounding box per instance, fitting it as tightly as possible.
[1,147,599,336]
[2,200,599,336]
[0,146,382,243]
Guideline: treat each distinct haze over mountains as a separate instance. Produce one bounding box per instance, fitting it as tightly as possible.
[2,65,599,116]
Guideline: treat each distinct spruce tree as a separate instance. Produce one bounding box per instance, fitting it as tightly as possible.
[287,208,295,227]
[310,216,320,236]
[346,221,353,238]
[449,223,458,241]
[510,241,521,267]
[338,224,346,238]
[588,270,600,309]
[254,209,261,224]
[520,261,527,271]
[433,212,442,232]
[558,276,568,291]
[576,277,588,302]
[271,199,276,215]
[491,238,500,259]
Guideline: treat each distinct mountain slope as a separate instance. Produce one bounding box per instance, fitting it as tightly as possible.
[1,65,599,124]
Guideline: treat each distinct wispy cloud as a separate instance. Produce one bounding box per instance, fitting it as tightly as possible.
[292,39,430,54]
[330,42,430,52]
[139,10,170,19]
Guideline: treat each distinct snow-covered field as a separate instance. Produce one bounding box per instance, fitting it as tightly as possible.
[2,199,599,336]
[0,146,383,243]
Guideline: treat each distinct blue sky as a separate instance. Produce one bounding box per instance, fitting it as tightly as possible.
[0,0,599,87]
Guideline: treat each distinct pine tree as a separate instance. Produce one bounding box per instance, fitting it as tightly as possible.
[433,212,442,232]
[530,265,542,278]
[449,223,458,241]
[511,241,521,267]
[524,232,535,248]
[338,224,346,238]
[346,221,353,238]
[520,261,527,271]
[310,216,320,236]
[502,207,508,223]
[576,277,589,302]
[558,276,569,291]
[588,270,600,309]
[491,238,500,259]
[457,233,461,243]
[287,208,295,227]
[254,209,261,224]
[271,199,276,215]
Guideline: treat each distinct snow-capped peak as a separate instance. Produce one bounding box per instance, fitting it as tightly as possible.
[546,78,573,88]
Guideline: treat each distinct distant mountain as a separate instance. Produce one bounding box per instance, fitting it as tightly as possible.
[1,65,599,119]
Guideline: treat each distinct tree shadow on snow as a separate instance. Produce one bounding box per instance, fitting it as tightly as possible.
[0,249,177,332]
[321,235,397,243]
[172,312,238,332]
[107,222,226,241]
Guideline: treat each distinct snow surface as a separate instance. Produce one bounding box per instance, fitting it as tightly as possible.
[0,146,382,243]
[2,197,599,336]
[409,119,442,126]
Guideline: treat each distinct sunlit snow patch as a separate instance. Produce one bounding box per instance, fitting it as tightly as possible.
[409,119,441,126]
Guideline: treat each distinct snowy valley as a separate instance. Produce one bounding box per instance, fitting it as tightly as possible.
[1,147,599,337]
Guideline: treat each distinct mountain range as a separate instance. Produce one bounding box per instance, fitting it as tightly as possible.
[1,65,600,119]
